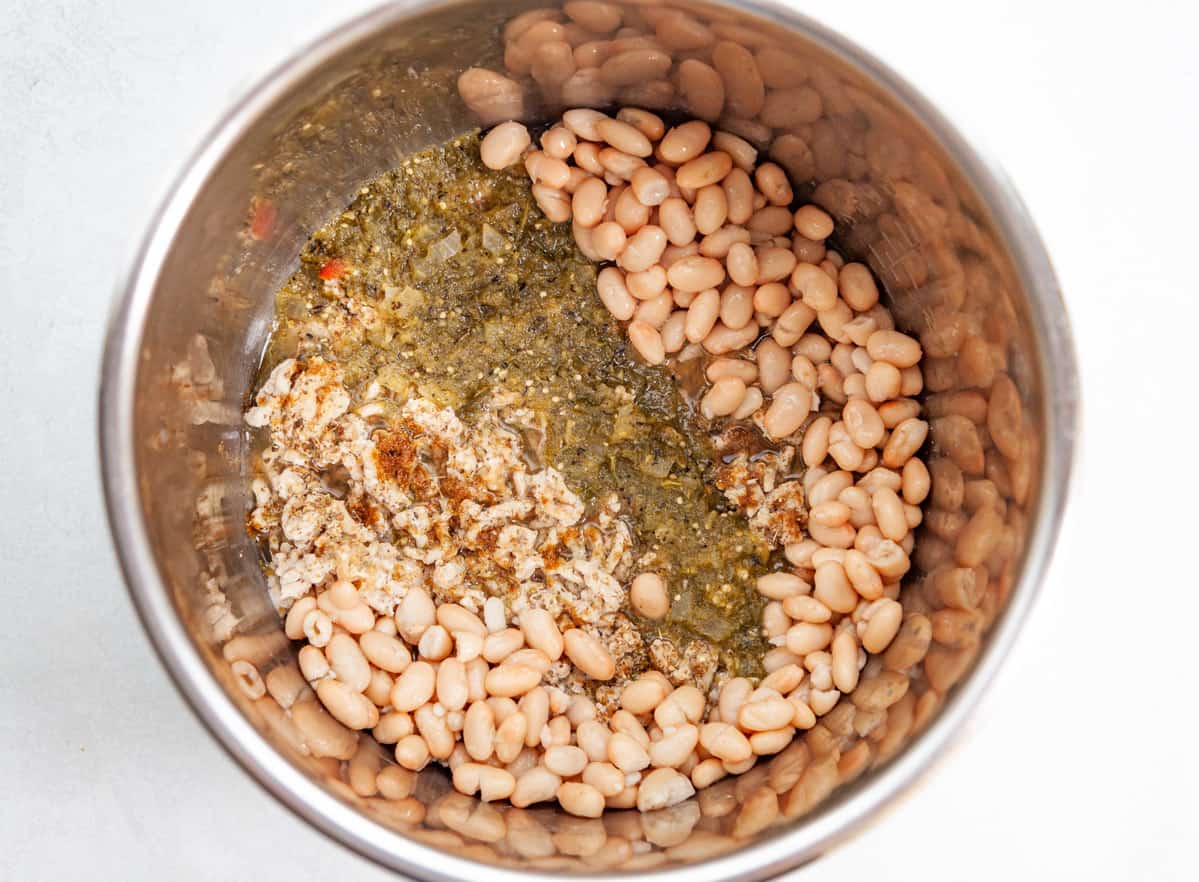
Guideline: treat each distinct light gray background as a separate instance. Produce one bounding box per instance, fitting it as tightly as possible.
[2,1,1196,879]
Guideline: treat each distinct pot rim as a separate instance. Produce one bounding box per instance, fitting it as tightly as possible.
[99,1,1079,878]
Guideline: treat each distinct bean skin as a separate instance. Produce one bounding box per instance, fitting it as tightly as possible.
[694,185,729,235]
[676,151,734,189]
[616,106,665,139]
[457,67,525,124]
[667,255,726,292]
[755,338,791,393]
[727,242,758,286]
[532,184,571,222]
[701,377,747,418]
[712,41,765,118]
[572,176,609,227]
[754,162,792,206]
[540,125,577,160]
[763,383,812,439]
[596,117,653,157]
[753,282,790,316]
[619,226,668,272]
[677,59,725,121]
[720,284,755,329]
[596,267,636,320]
[659,120,712,164]
[685,288,721,342]
[723,168,754,224]
[658,197,697,246]
[627,265,667,300]
[794,204,834,240]
[592,221,627,259]
[481,121,531,169]
[630,166,670,206]
[630,573,670,619]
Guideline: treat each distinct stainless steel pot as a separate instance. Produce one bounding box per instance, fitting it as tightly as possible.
[99,1,1078,877]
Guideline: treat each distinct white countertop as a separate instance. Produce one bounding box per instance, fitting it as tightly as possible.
[2,1,1195,879]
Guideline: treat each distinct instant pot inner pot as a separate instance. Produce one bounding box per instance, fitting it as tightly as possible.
[123,0,1059,876]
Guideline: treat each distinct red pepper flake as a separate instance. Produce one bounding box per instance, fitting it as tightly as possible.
[249,197,277,241]
[319,258,348,280]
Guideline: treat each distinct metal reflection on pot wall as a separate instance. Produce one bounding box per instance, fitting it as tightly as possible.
[100,0,1077,879]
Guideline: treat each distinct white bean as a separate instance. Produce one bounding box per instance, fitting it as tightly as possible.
[564,629,616,680]
[685,288,721,342]
[540,125,577,159]
[677,59,725,122]
[657,197,696,246]
[597,117,653,157]
[457,68,525,124]
[592,221,628,260]
[793,262,838,311]
[667,255,726,292]
[316,678,379,730]
[599,49,672,87]
[753,161,792,206]
[723,241,756,287]
[481,121,530,169]
[598,146,646,181]
[630,166,670,206]
[658,120,712,164]
[712,41,765,118]
[628,320,666,365]
[676,151,733,189]
[571,176,608,228]
[326,633,371,693]
[619,225,668,272]
[630,573,670,619]
[562,108,609,141]
[693,185,728,235]
[532,184,571,222]
[616,107,665,139]
[723,168,754,224]
[701,377,747,418]
[563,0,621,33]
[596,267,636,320]
[519,608,564,661]
[763,383,812,439]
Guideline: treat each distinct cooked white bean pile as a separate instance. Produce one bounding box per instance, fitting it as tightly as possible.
[245,553,927,818]
[336,102,931,815]
[213,0,1037,852]
[227,105,935,820]
[479,108,926,451]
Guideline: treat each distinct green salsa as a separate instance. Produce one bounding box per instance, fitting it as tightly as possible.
[261,132,770,678]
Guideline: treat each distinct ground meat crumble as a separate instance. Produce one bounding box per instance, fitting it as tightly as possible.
[246,357,653,701]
